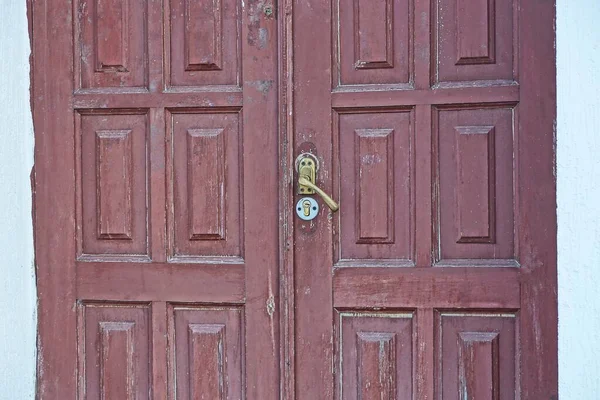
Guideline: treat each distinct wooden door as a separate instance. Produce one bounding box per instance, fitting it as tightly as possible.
[33,0,280,398]
[290,0,557,398]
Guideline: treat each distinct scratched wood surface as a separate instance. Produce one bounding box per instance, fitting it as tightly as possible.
[291,0,557,398]
[33,0,279,398]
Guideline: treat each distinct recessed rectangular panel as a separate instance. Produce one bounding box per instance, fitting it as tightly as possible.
[456,0,495,65]
[185,0,223,71]
[187,129,225,240]
[336,311,413,400]
[356,129,394,243]
[455,126,495,243]
[75,0,147,89]
[354,0,393,69]
[168,111,242,260]
[78,111,149,259]
[337,111,413,263]
[169,0,239,87]
[435,0,513,83]
[95,0,128,71]
[96,130,133,240]
[436,313,516,400]
[335,0,410,86]
[435,107,514,262]
[78,303,150,400]
[169,306,243,400]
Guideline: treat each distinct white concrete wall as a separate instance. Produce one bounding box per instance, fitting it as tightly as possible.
[0,0,37,399]
[0,0,598,398]
[557,0,600,397]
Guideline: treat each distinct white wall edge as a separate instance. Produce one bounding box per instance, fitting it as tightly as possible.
[0,0,37,399]
[557,0,600,397]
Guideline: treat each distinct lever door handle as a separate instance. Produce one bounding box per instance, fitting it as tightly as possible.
[298,176,339,212]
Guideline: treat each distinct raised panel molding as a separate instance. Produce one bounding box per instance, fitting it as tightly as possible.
[336,311,413,400]
[168,0,239,87]
[188,324,227,398]
[168,110,242,261]
[455,0,496,65]
[185,0,223,71]
[434,0,514,84]
[336,111,413,264]
[353,0,394,69]
[169,306,243,400]
[96,130,133,240]
[334,0,411,87]
[458,332,500,399]
[434,107,514,263]
[355,128,395,244]
[78,303,150,400]
[187,128,226,240]
[356,332,397,400]
[98,322,136,399]
[436,313,516,400]
[75,0,148,90]
[455,126,496,243]
[95,0,129,72]
[77,111,149,260]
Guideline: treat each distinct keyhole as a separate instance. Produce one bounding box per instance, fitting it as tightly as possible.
[302,200,311,217]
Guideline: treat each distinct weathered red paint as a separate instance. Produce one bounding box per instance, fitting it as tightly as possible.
[33,0,556,398]
[33,0,279,398]
[291,0,556,398]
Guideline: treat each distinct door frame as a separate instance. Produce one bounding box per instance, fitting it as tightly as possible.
[31,0,557,398]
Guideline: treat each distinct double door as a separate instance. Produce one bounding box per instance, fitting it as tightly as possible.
[33,0,557,398]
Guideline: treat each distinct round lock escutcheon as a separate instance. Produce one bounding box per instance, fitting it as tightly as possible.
[296,197,319,221]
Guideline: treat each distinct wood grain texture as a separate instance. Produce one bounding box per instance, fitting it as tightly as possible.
[36,1,280,399]
[456,0,496,65]
[334,0,411,87]
[335,110,413,262]
[96,129,133,240]
[335,311,413,400]
[333,267,520,309]
[95,0,128,71]
[77,303,150,400]
[187,128,225,240]
[77,111,149,258]
[169,306,243,400]
[75,0,148,90]
[33,0,78,396]
[435,313,515,400]
[168,110,241,260]
[434,0,514,83]
[455,125,495,243]
[77,262,245,303]
[167,0,239,87]
[434,106,514,262]
[184,0,223,71]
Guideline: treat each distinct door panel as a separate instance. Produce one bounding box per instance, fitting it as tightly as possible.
[34,0,279,398]
[336,311,414,400]
[292,0,555,398]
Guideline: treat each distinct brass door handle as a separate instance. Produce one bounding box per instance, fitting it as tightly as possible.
[298,177,339,212]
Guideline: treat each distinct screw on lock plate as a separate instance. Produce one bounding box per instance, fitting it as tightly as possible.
[296,197,319,221]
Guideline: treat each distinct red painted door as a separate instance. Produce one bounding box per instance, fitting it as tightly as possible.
[290,0,557,399]
[33,0,556,398]
[33,0,280,398]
